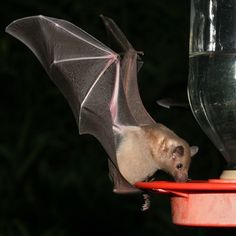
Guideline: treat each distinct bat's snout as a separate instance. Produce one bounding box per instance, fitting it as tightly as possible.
[173,172,188,182]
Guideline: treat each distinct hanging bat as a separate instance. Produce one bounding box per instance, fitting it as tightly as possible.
[5,15,198,194]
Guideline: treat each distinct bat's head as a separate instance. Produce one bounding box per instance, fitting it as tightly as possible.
[148,131,199,182]
[142,124,198,182]
[162,144,198,182]
[171,145,198,182]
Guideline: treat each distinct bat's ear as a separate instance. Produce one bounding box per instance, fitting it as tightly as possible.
[190,146,199,157]
[172,145,184,159]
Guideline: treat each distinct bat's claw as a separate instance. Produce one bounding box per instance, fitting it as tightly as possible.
[137,51,144,56]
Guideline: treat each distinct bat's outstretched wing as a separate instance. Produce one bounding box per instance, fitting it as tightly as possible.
[6,15,139,193]
[100,15,155,126]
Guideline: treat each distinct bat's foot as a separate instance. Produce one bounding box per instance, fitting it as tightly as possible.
[137,51,144,56]
[141,193,151,211]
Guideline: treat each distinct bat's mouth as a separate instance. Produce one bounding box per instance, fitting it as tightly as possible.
[174,172,188,182]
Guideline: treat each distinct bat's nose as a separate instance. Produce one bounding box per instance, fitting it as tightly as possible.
[174,172,188,182]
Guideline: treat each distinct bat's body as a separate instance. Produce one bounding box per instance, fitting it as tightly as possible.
[6,15,198,194]
[117,124,195,185]
[117,126,158,185]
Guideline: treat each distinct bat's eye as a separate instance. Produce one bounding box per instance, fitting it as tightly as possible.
[176,163,183,170]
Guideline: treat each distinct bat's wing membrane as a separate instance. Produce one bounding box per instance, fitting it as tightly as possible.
[6,15,139,193]
[101,15,155,126]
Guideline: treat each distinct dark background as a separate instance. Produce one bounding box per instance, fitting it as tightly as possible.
[0,0,233,235]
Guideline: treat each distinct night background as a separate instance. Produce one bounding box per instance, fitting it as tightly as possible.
[1,0,234,235]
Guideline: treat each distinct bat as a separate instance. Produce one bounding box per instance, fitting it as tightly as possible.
[5,15,198,195]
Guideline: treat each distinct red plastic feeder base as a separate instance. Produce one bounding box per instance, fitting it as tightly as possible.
[135,179,236,227]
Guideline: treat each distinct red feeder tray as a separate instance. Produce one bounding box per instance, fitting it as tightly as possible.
[135,179,236,227]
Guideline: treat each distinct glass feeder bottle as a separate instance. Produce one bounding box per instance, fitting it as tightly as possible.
[188,0,236,178]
